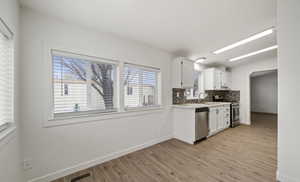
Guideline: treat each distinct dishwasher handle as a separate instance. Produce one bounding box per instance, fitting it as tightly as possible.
[195,107,209,112]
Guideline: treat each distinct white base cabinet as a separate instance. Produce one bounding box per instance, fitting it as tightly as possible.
[172,108,196,144]
[208,107,218,135]
[208,104,230,136]
[172,103,231,144]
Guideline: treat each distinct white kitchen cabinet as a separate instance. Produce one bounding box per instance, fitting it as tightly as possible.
[224,106,231,128]
[203,68,214,90]
[172,103,231,143]
[172,57,195,88]
[217,107,225,130]
[209,107,218,134]
[220,69,231,89]
[208,104,231,136]
[172,107,197,144]
[204,67,230,90]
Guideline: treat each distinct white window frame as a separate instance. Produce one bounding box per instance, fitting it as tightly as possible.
[48,49,120,119]
[185,71,203,100]
[44,46,163,127]
[0,17,15,137]
[123,63,162,111]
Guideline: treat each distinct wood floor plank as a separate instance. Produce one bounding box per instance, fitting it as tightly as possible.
[51,179,65,182]
[52,113,277,182]
[65,168,95,182]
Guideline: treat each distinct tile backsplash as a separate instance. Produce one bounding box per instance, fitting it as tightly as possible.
[205,90,240,102]
[172,88,186,104]
[172,88,240,104]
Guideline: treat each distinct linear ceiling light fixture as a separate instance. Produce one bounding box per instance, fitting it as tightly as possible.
[229,45,278,62]
[213,28,274,54]
[195,57,207,63]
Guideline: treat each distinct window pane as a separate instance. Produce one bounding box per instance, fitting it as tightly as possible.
[0,32,13,126]
[185,71,200,99]
[89,62,115,111]
[142,70,156,106]
[53,56,89,113]
[52,52,116,114]
[124,66,140,107]
[124,64,159,108]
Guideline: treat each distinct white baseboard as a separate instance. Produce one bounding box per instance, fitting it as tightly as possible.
[28,134,173,182]
[277,170,298,182]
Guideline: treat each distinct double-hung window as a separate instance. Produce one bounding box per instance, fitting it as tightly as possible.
[185,71,202,100]
[123,63,161,109]
[0,18,14,132]
[51,50,118,117]
[50,49,162,121]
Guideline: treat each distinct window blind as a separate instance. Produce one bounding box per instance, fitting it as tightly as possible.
[123,63,160,109]
[0,20,13,132]
[52,50,117,115]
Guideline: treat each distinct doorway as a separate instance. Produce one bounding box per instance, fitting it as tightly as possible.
[249,69,278,126]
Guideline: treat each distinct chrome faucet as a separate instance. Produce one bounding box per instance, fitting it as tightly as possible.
[198,92,208,103]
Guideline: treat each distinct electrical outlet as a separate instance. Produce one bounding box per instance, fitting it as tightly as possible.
[23,159,33,170]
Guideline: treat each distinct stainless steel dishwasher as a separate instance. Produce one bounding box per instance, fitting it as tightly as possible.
[195,107,209,141]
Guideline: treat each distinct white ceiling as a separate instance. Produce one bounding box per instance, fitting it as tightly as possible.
[20,0,277,66]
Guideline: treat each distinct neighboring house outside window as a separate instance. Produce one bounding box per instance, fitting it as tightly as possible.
[123,63,160,109]
[127,86,133,95]
[148,95,154,105]
[50,50,162,120]
[63,83,69,95]
[52,50,117,115]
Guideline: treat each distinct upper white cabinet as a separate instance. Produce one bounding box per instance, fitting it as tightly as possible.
[172,57,195,88]
[220,68,231,88]
[204,67,230,90]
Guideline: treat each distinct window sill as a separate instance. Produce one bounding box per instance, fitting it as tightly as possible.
[45,106,165,128]
[0,124,16,145]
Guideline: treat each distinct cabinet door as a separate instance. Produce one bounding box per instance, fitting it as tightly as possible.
[221,71,226,88]
[209,108,218,134]
[220,70,231,89]
[204,68,215,90]
[217,107,224,130]
[182,60,194,88]
[214,70,222,90]
[172,58,183,88]
[224,106,231,128]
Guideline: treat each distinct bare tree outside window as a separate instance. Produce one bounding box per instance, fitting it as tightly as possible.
[62,60,115,110]
[52,53,116,114]
[53,53,160,113]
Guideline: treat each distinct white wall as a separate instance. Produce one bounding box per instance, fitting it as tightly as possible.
[231,56,277,124]
[251,71,278,114]
[20,8,173,182]
[277,1,300,181]
[0,0,23,182]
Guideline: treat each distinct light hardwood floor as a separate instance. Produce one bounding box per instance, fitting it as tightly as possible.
[53,113,277,182]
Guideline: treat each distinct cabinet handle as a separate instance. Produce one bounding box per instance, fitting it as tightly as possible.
[180,61,183,88]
